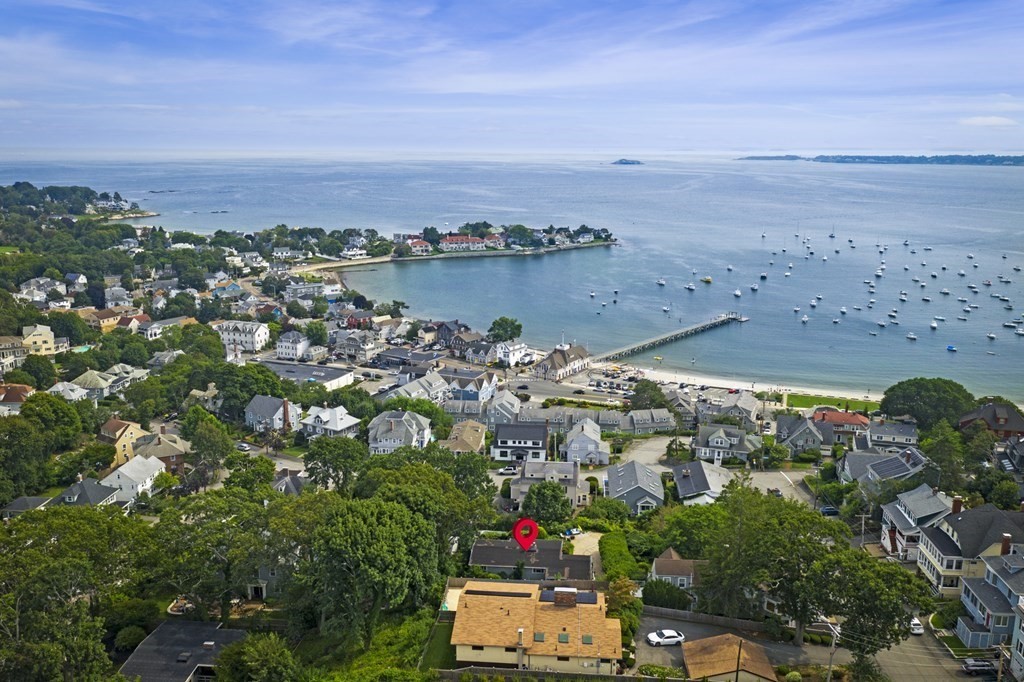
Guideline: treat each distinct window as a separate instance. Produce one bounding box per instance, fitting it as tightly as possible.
[995,615,1009,628]
[558,633,570,644]
[557,656,570,662]
[504,647,517,653]
[582,635,593,645]
[534,633,544,642]
[471,645,484,651]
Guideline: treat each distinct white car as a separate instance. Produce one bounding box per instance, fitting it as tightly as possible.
[909,617,925,635]
[646,629,685,646]
[497,466,518,475]
[236,443,251,452]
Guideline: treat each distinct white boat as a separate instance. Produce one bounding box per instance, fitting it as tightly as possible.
[874,270,884,277]
[968,253,975,259]
[957,297,968,302]
[662,305,671,312]
[924,246,933,251]
[750,284,759,291]
[784,272,791,277]
[656,278,666,286]
[590,291,596,297]
[809,300,817,307]
[816,294,824,300]
[957,316,968,321]
[853,305,862,311]
[823,256,828,261]
[940,289,950,295]
[922,296,932,302]
[987,333,997,340]
[899,294,908,302]
[931,272,938,278]
[793,306,801,312]
[934,316,946,321]
[907,332,917,340]
[727,265,734,271]
[832,318,840,324]
[685,282,696,291]
[801,315,809,323]
[930,321,938,329]
[840,307,847,314]
[734,289,742,297]
[958,270,966,276]
[1004,322,1019,328]
[877,321,887,328]
[788,263,793,268]
[869,331,878,336]
[602,302,607,306]
[1016,329,1024,336]
[760,272,768,279]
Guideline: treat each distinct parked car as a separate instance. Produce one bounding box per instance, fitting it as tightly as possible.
[767,487,783,498]
[573,389,585,395]
[909,617,924,635]
[236,443,251,452]
[646,629,685,646]
[961,659,996,675]
[819,505,840,516]
[517,384,529,390]
[562,527,583,538]
[497,466,518,475]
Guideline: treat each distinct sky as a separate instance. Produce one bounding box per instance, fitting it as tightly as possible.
[1,0,1023,156]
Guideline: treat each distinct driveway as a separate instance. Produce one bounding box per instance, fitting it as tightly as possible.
[748,469,815,505]
[570,532,603,576]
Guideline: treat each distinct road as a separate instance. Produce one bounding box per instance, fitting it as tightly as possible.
[637,613,963,680]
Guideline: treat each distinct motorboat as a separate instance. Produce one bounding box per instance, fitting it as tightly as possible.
[734,289,742,297]
[940,289,950,295]
[987,333,997,340]
[934,316,946,321]
[760,273,768,280]
[877,320,887,328]
[727,265,734,271]
[957,297,968,302]
[809,299,817,307]
[685,282,696,291]
[656,278,666,286]
[816,294,824,300]
[832,318,840,324]
[801,315,809,323]
[840,307,847,314]
[930,321,938,329]
[750,284,759,291]
[590,291,596,297]
[907,332,917,340]
[947,345,957,352]
[700,276,713,284]
[958,270,966,276]
[922,296,932,302]
[793,306,801,312]
[853,305,862,311]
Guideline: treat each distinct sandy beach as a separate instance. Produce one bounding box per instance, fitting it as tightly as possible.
[586,360,882,403]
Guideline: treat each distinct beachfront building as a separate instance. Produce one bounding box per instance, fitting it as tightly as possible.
[533,342,590,381]
[960,403,1024,441]
[813,409,870,447]
[408,239,432,256]
[439,235,486,252]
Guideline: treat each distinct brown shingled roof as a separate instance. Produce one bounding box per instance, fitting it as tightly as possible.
[683,633,776,681]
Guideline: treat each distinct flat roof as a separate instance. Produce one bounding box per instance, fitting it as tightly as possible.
[119,621,245,682]
[255,359,353,384]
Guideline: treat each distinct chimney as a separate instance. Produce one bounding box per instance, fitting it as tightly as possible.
[952,496,963,514]
[932,487,939,496]
[904,451,911,464]
[161,424,166,435]
[1002,533,1013,556]
[553,587,578,607]
[282,397,291,431]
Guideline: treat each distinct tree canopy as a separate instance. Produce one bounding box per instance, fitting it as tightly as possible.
[880,377,976,431]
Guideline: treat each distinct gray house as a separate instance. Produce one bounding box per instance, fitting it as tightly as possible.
[244,395,301,433]
[775,415,833,456]
[491,423,548,462]
[468,538,593,580]
[367,410,431,454]
[606,460,664,515]
[511,460,588,509]
[559,418,610,465]
[691,425,762,465]
[672,460,734,506]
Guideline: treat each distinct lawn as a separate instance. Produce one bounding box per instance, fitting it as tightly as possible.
[419,620,456,671]
[938,634,992,658]
[0,246,20,254]
[786,393,880,412]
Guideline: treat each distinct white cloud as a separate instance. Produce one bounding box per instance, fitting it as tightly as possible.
[958,116,1019,127]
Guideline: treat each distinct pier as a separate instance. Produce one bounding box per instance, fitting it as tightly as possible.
[594,312,744,362]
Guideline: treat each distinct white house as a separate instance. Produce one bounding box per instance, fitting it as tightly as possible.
[367,411,431,454]
[276,331,310,361]
[300,405,361,440]
[486,339,529,366]
[213,320,270,352]
[100,455,166,504]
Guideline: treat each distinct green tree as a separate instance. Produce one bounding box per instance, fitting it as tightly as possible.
[990,480,1021,510]
[224,452,276,493]
[286,300,307,318]
[188,418,234,485]
[180,405,218,441]
[19,391,82,452]
[20,354,58,389]
[305,436,368,495]
[216,633,303,682]
[880,377,976,431]
[579,497,631,525]
[381,396,453,439]
[521,480,572,525]
[628,379,670,410]
[814,548,932,668]
[920,420,966,489]
[487,316,523,342]
[646,502,727,559]
[2,368,36,388]
[305,320,328,347]
[0,415,51,504]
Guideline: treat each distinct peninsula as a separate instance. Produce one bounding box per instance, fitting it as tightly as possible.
[739,154,1024,166]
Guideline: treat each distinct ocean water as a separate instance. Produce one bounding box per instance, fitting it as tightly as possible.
[2,157,1022,401]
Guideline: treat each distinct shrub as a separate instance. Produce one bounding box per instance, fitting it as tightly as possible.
[776,664,791,675]
[637,664,686,677]
[808,633,822,645]
[642,579,692,610]
[599,531,642,580]
[114,625,147,651]
[794,450,821,463]
[786,672,803,682]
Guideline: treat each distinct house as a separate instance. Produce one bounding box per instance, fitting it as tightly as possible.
[776,415,833,456]
[880,483,954,561]
[511,461,587,509]
[64,273,88,292]
[383,371,450,404]
[106,363,151,392]
[212,320,270,352]
[464,341,492,365]
[665,390,699,430]
[47,381,91,403]
[283,280,324,302]
[606,460,664,514]
[300,405,361,440]
[22,324,68,356]
[691,425,762,466]
[272,469,309,496]
[673,460,734,506]
[439,234,486,252]
[436,419,486,454]
[97,418,150,467]
[433,320,471,347]
[813,409,870,446]
[468,539,593,579]
[956,543,1024,650]
[438,367,498,402]
[147,349,185,370]
[367,411,432,454]
[19,276,66,297]
[138,315,196,340]
[484,233,506,249]
[52,478,118,508]
[103,286,133,308]
[560,418,610,465]
[1,496,51,520]
[917,502,1024,598]
[276,330,310,360]
[255,360,354,391]
[486,339,529,366]
[100,455,166,504]
[621,408,675,435]
[868,419,920,452]
[408,239,432,256]
[682,634,777,682]
[133,432,191,476]
[444,399,484,424]
[707,391,761,431]
[211,281,244,300]
[0,383,35,414]
[960,403,1024,441]
[533,342,590,381]
[334,329,383,363]
[449,331,484,357]
[119,620,246,682]
[71,369,117,401]
[185,382,221,414]
[244,396,300,433]
[115,314,149,334]
[491,423,548,462]
[649,548,707,592]
[0,335,29,373]
[273,247,307,260]
[838,447,930,490]
[484,390,522,429]
[449,581,620,675]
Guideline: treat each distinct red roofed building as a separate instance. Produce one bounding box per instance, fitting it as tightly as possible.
[959,403,1024,440]
[439,235,486,252]
[408,239,432,256]
[813,409,870,446]
[483,234,506,248]
[0,383,35,414]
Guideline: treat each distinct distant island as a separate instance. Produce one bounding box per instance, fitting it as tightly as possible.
[611,158,644,165]
[738,154,1024,166]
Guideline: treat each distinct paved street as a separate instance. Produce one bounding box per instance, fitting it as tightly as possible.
[637,613,963,680]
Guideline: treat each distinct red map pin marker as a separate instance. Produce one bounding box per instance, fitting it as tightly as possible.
[512,517,539,551]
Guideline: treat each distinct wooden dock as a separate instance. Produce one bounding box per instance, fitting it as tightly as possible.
[593,312,744,362]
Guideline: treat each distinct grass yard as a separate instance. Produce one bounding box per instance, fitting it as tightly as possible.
[0,246,20,254]
[418,620,456,671]
[938,634,992,658]
[786,393,880,412]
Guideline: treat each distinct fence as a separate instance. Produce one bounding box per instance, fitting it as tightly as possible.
[642,604,766,632]
[437,667,687,682]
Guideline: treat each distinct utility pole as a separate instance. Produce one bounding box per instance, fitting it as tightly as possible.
[857,513,870,548]
[824,622,841,682]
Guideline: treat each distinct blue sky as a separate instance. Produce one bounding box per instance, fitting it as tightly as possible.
[2,0,1023,155]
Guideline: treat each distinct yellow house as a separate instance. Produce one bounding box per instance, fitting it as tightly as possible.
[97,418,151,467]
[21,324,67,356]
[450,581,620,675]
